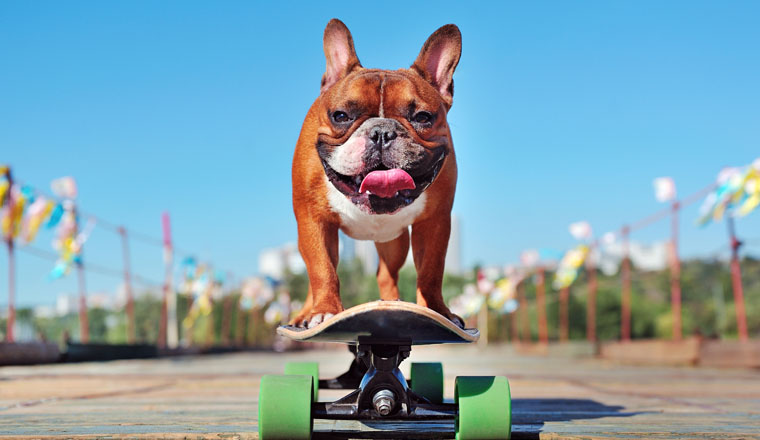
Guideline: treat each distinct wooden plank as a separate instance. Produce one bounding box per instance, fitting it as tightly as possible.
[699,339,760,368]
[599,337,701,366]
[1,345,759,439]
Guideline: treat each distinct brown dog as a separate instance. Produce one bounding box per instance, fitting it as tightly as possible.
[291,19,462,328]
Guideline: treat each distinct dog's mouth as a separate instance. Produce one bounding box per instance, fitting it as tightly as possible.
[321,149,446,215]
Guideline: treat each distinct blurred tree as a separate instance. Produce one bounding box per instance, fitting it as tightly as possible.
[15,256,760,347]
[134,293,161,343]
[86,307,109,342]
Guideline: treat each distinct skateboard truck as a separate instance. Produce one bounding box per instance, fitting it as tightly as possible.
[315,342,435,419]
[317,345,366,390]
[261,301,511,439]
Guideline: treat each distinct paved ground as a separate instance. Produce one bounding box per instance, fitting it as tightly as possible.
[1,344,759,439]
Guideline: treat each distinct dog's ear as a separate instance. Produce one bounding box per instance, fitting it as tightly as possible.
[411,24,462,107]
[321,19,362,94]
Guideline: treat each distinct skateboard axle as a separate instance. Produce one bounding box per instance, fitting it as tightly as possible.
[372,389,395,416]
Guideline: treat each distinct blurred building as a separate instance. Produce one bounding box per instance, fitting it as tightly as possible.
[55,291,118,315]
[354,239,379,274]
[446,215,463,274]
[339,230,355,260]
[599,240,669,274]
[56,294,76,316]
[32,305,56,319]
[258,243,306,280]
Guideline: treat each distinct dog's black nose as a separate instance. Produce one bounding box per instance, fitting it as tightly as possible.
[369,126,397,149]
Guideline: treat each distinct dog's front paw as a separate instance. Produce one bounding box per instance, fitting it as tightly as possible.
[427,304,465,329]
[447,313,465,329]
[306,313,335,328]
[293,305,343,329]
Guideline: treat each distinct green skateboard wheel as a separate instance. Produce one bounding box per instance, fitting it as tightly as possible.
[258,374,313,439]
[455,376,511,440]
[284,361,319,400]
[410,362,444,404]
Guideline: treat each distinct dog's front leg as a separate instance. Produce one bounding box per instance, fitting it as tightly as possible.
[294,218,343,328]
[411,215,463,327]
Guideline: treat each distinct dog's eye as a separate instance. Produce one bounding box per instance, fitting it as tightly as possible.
[332,111,350,123]
[412,111,433,125]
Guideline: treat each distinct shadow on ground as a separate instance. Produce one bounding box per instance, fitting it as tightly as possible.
[512,398,641,439]
[311,398,640,439]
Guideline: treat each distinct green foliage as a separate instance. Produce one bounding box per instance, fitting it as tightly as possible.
[499,257,760,342]
[284,268,309,303]
[134,293,162,343]
[14,256,760,346]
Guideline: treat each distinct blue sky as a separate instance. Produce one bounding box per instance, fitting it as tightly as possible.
[2,1,759,306]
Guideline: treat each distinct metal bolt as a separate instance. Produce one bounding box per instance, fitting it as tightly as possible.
[372,389,395,416]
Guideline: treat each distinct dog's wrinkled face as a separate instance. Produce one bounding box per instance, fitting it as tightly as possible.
[311,20,461,215]
[317,70,451,214]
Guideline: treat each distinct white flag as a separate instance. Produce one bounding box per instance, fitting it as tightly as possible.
[51,176,78,199]
[568,221,592,240]
[653,177,676,202]
[520,249,540,267]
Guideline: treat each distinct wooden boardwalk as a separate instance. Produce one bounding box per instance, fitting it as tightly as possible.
[1,344,759,439]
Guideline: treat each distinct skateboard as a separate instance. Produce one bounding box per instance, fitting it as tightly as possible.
[258,300,512,439]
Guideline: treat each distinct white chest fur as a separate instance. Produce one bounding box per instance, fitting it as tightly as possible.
[326,177,426,243]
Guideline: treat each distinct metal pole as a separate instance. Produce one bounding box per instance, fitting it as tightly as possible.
[6,240,15,342]
[670,201,682,341]
[559,286,569,342]
[77,260,89,343]
[118,227,135,344]
[536,266,548,344]
[205,266,215,347]
[72,203,89,344]
[221,296,232,346]
[727,216,748,342]
[220,271,234,346]
[586,244,597,343]
[510,308,519,344]
[235,301,245,346]
[3,167,15,343]
[248,307,257,346]
[477,299,489,348]
[518,282,529,343]
[621,226,631,342]
[160,212,177,349]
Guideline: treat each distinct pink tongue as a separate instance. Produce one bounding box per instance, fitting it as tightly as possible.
[359,169,416,199]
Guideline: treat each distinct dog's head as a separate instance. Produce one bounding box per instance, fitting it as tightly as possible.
[314,19,461,215]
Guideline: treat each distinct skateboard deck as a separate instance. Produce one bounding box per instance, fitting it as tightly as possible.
[277,300,479,345]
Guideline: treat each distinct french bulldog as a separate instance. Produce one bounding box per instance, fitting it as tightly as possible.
[291,18,462,328]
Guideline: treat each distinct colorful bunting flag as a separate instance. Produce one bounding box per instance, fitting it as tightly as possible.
[240,277,274,310]
[553,244,589,290]
[22,197,54,243]
[487,277,519,313]
[49,198,94,280]
[449,284,485,319]
[1,185,28,240]
[698,159,760,224]
[264,292,292,325]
